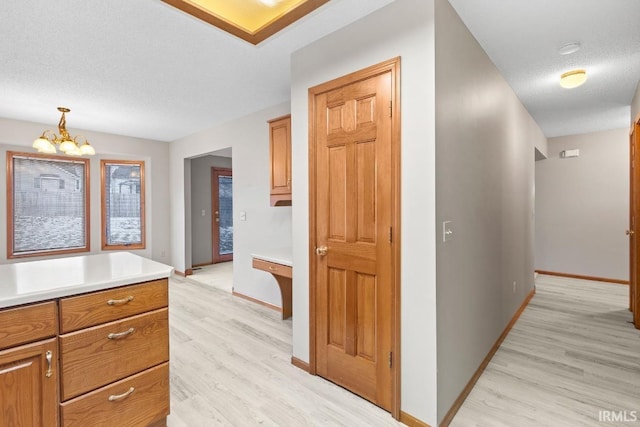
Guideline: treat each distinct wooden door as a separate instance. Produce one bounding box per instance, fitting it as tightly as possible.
[0,339,58,426]
[212,168,233,263]
[631,121,640,328]
[310,59,400,414]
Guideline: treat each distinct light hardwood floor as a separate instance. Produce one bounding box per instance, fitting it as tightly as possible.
[167,275,403,426]
[451,275,640,427]
[189,262,234,293]
[167,274,640,426]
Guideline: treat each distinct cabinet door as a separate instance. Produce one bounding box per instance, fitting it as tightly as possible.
[269,115,292,200]
[0,338,58,427]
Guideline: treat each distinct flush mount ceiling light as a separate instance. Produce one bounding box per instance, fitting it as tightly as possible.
[32,107,95,156]
[560,69,587,89]
[558,42,581,55]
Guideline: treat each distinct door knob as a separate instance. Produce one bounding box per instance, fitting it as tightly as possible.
[315,246,328,256]
[626,229,635,235]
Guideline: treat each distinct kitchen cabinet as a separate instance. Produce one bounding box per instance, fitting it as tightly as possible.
[269,114,292,206]
[0,302,58,427]
[0,339,59,426]
[0,252,172,427]
[58,279,170,426]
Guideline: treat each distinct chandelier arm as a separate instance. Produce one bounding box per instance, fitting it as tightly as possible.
[73,135,88,145]
[41,129,58,142]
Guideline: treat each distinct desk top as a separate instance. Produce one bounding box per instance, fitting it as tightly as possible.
[250,247,293,267]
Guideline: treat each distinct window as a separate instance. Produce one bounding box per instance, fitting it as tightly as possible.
[101,160,145,250]
[7,152,90,258]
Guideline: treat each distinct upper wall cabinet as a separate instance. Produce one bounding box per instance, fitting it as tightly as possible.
[269,115,292,206]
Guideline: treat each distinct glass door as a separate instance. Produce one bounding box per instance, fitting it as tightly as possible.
[212,168,233,263]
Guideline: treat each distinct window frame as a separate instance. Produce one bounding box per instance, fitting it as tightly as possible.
[6,151,91,259]
[100,159,146,250]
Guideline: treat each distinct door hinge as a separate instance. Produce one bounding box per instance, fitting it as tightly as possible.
[388,226,393,243]
[388,351,393,368]
[389,101,392,117]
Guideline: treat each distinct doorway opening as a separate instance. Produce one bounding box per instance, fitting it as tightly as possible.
[212,167,233,263]
[189,149,234,292]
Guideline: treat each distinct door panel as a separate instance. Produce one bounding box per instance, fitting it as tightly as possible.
[0,339,58,427]
[312,67,395,411]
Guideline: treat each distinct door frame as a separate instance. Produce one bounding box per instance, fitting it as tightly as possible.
[631,115,640,328]
[307,57,402,419]
[211,167,233,264]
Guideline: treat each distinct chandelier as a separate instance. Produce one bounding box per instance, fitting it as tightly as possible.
[32,107,95,156]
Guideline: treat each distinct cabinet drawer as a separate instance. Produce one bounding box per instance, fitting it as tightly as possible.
[59,279,168,333]
[59,308,169,401]
[252,259,292,279]
[60,362,169,427]
[0,301,57,350]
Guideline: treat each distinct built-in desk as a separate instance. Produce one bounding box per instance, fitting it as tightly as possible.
[251,248,292,319]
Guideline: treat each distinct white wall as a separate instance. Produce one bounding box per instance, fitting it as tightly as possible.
[0,117,170,264]
[169,103,292,306]
[291,0,437,423]
[535,128,629,280]
[190,154,233,266]
[633,81,640,124]
[434,0,546,420]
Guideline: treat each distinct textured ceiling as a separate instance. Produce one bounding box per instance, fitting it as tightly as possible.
[1,0,639,142]
[448,0,640,137]
[0,0,393,142]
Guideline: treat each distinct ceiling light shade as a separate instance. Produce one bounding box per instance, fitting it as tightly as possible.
[59,139,77,153]
[65,144,82,156]
[40,144,57,154]
[32,136,54,152]
[560,69,587,89]
[79,142,96,155]
[33,107,95,156]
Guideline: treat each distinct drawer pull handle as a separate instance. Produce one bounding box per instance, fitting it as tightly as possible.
[107,327,135,340]
[268,266,277,271]
[107,296,134,306]
[108,387,135,402]
[45,350,53,378]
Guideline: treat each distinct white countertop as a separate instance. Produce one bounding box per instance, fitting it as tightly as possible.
[0,252,174,309]
[251,247,293,267]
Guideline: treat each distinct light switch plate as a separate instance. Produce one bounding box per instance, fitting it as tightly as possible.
[443,221,453,242]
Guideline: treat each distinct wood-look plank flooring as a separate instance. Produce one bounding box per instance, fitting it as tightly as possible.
[451,275,640,427]
[189,262,234,293]
[168,274,640,426]
[166,275,402,427]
